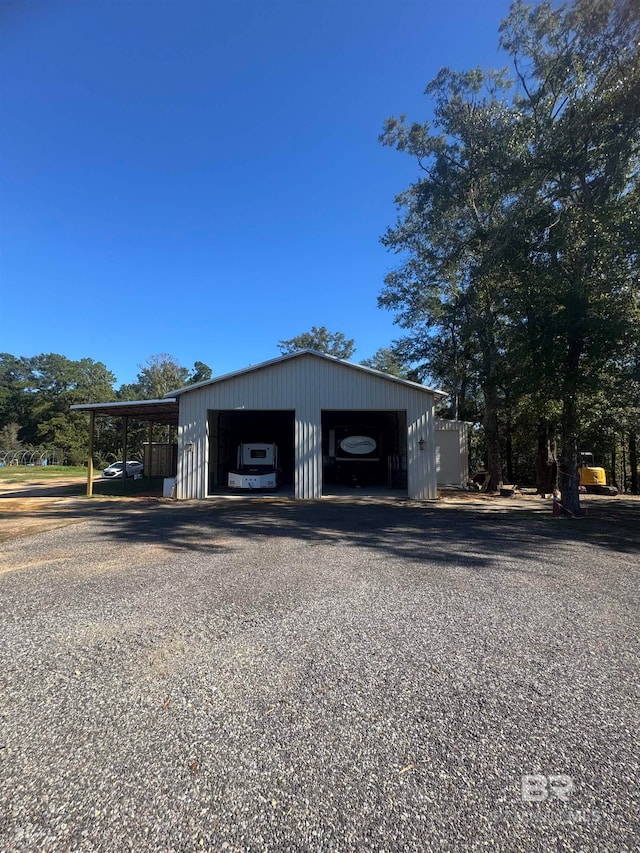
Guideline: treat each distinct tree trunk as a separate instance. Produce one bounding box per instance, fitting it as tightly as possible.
[560,394,583,516]
[630,432,638,495]
[611,439,618,490]
[505,393,514,483]
[483,380,502,491]
[536,421,557,496]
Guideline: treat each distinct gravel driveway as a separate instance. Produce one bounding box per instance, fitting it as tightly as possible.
[0,498,638,851]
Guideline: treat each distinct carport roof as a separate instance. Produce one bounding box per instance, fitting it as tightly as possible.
[70,399,179,426]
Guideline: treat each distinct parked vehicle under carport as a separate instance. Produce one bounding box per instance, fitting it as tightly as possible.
[102,461,144,479]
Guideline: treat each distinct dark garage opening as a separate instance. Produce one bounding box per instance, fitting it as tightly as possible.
[321,410,407,495]
[208,410,295,494]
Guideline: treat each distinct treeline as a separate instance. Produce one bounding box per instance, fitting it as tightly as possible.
[0,330,638,491]
[378,0,640,508]
[0,353,211,466]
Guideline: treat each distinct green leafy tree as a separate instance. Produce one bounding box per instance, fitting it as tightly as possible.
[30,355,117,462]
[278,326,356,360]
[360,347,412,379]
[0,353,31,437]
[380,65,522,490]
[497,0,640,512]
[380,0,640,510]
[125,354,190,400]
[190,361,212,384]
[390,299,483,424]
[116,355,212,457]
[0,353,117,463]
[0,423,22,452]
[120,355,214,400]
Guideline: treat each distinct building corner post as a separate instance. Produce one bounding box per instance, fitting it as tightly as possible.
[147,420,154,480]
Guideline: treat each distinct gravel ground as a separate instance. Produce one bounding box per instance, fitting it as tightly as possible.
[0,498,638,852]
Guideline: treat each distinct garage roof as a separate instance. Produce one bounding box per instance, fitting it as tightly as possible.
[70,398,179,426]
[71,353,447,424]
[165,350,448,398]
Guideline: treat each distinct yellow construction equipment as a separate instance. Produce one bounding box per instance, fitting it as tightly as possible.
[578,453,618,496]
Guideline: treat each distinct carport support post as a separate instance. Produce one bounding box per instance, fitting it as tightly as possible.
[86,411,95,497]
[147,420,154,480]
[122,416,129,482]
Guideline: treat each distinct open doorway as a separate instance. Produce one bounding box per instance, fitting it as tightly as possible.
[208,410,295,494]
[321,410,407,496]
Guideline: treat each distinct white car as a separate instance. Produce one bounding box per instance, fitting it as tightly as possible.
[102,461,144,479]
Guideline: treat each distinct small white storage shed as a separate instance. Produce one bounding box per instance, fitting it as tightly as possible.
[435,418,470,486]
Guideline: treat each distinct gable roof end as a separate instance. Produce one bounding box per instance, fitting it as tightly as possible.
[165,350,448,398]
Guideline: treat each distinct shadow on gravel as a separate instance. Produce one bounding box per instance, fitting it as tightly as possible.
[4,495,638,568]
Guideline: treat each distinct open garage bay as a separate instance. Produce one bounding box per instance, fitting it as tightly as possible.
[321,409,407,495]
[208,410,295,495]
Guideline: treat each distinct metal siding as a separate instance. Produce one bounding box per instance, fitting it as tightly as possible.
[295,379,322,499]
[176,394,208,499]
[459,422,469,485]
[177,354,436,500]
[295,411,320,499]
[406,399,437,500]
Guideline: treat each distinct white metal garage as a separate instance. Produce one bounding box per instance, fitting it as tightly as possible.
[169,350,448,501]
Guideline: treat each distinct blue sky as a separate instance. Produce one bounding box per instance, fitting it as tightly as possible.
[1,0,514,386]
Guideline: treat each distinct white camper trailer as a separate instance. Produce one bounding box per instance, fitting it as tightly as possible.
[228,442,278,490]
[327,427,382,487]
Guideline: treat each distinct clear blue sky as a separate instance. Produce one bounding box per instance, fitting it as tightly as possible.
[1,0,514,386]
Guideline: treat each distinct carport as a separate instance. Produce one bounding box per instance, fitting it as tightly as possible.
[70,399,179,496]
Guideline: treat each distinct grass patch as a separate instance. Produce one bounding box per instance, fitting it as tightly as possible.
[91,477,164,497]
[0,465,88,483]
[0,466,164,498]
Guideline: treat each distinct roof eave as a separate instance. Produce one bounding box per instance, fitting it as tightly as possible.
[71,399,177,411]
